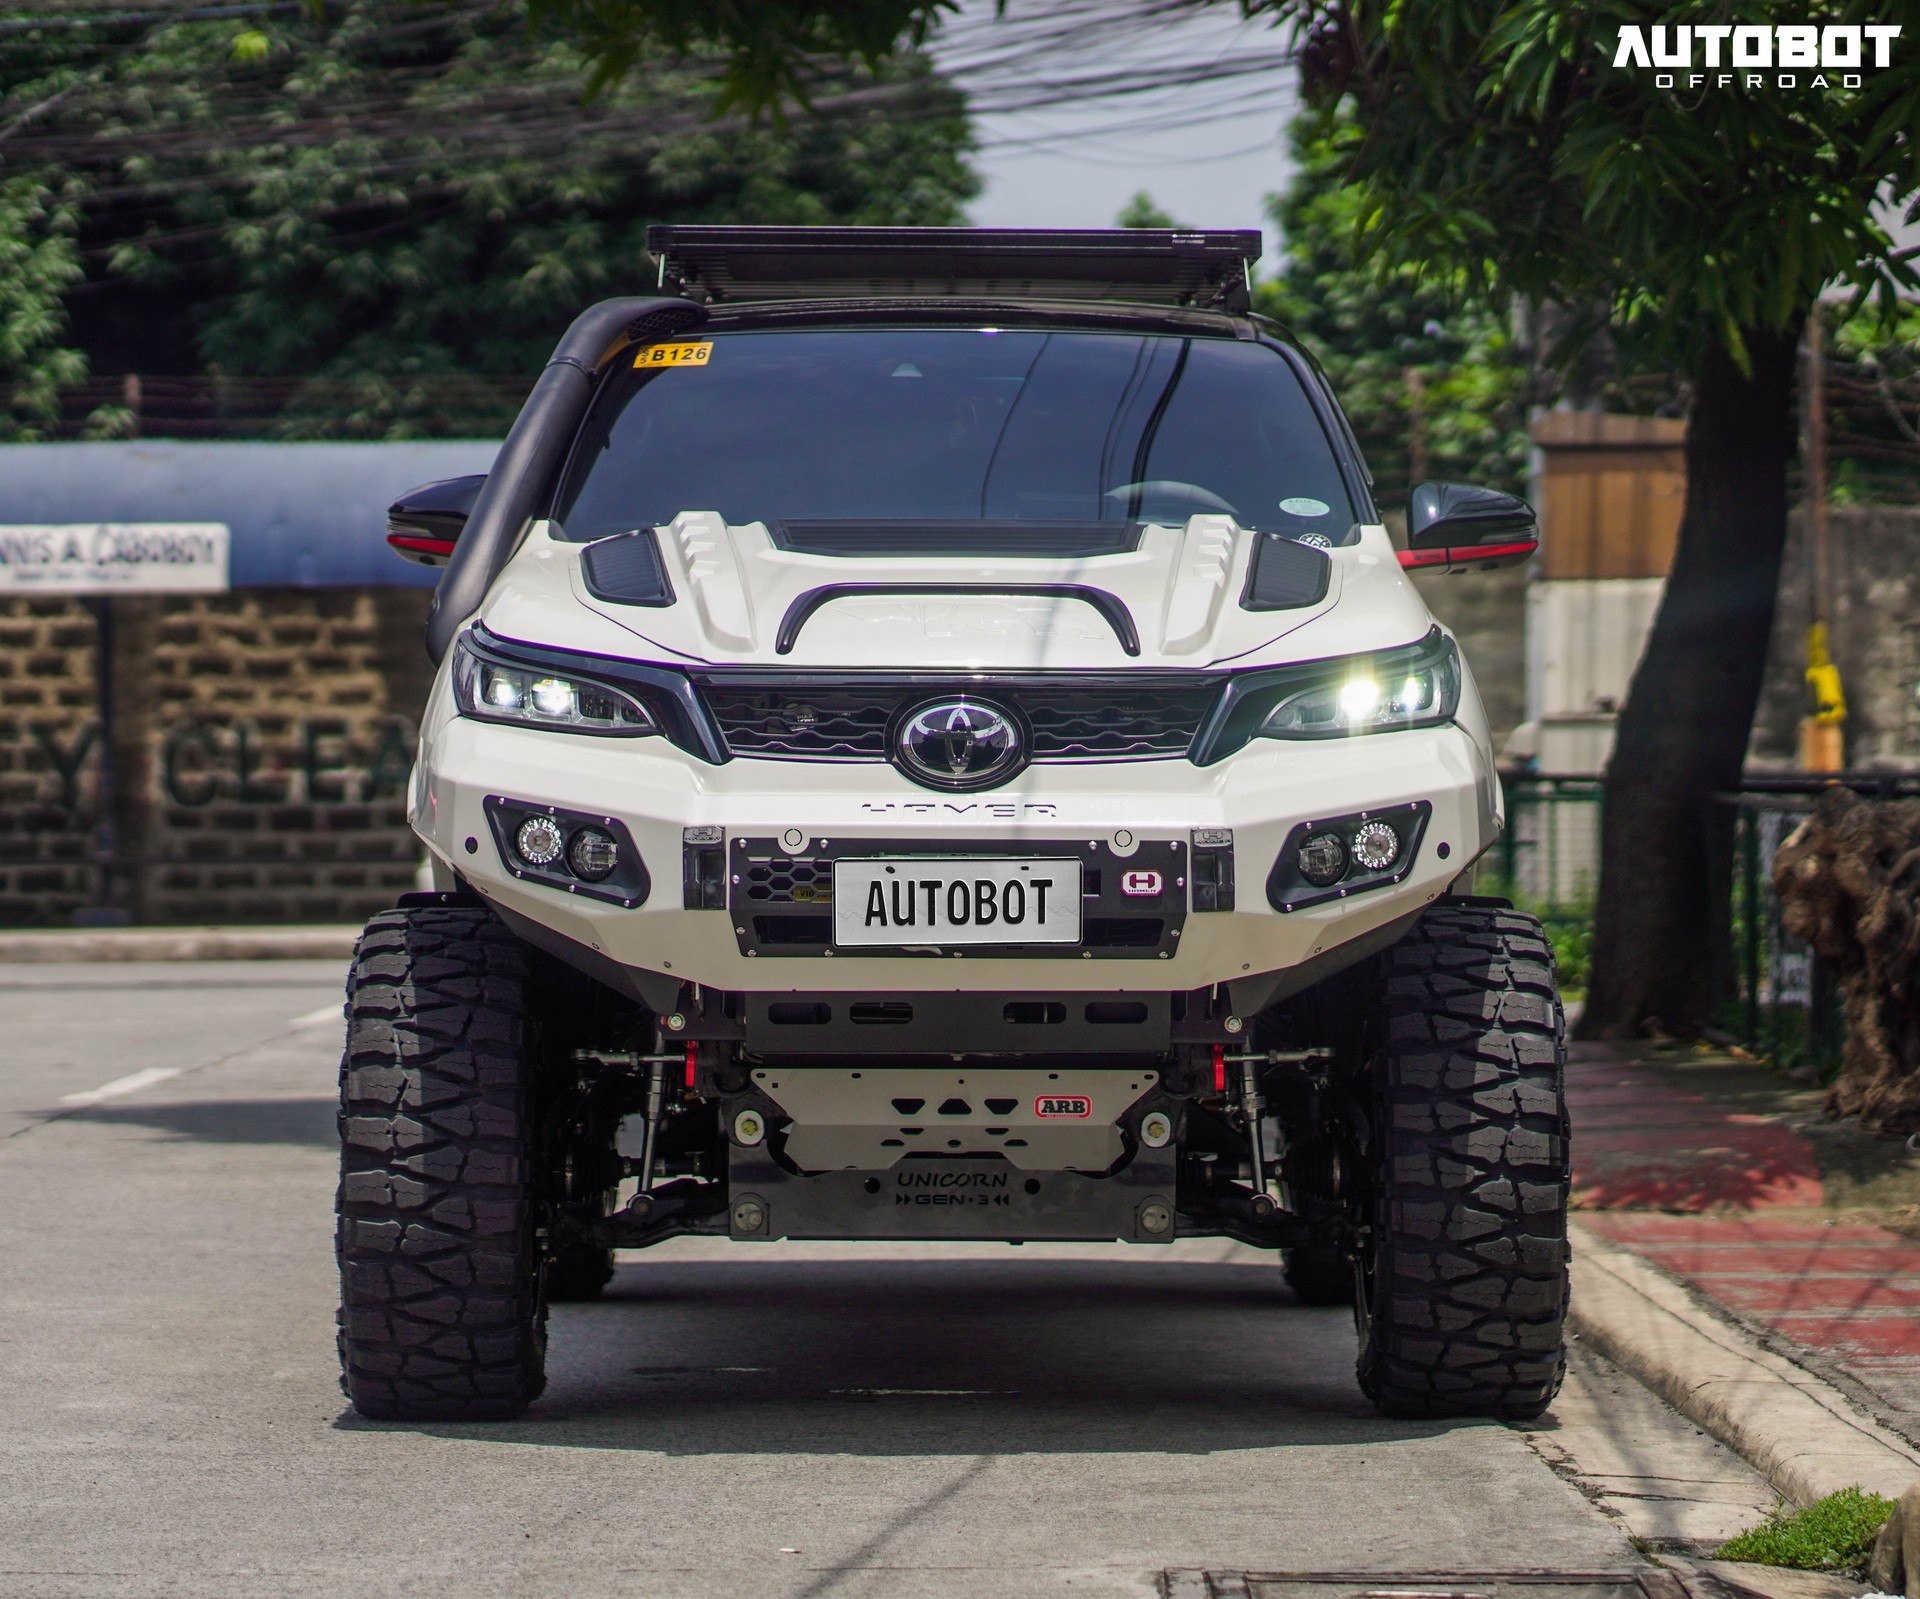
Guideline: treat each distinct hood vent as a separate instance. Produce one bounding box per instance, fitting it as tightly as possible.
[581,530,675,607]
[1241,533,1332,612]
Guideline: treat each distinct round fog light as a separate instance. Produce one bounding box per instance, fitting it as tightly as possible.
[1350,819,1401,872]
[1296,830,1349,887]
[568,826,619,881]
[514,815,564,868]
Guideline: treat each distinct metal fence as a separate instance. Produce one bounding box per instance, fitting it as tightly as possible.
[1480,771,1920,1076]
[1717,790,1843,1076]
[1712,775,1917,1076]
[1484,775,1604,912]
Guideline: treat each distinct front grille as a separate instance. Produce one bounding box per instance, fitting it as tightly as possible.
[742,856,833,904]
[698,678,1221,762]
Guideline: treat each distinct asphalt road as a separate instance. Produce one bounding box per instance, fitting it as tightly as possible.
[0,962,1773,1599]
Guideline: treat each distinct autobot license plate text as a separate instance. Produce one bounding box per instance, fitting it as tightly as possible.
[831,858,1083,947]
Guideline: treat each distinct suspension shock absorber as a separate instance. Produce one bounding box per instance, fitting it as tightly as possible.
[1239,1055,1271,1201]
[1222,1048,1333,1208]
[572,1042,688,1209]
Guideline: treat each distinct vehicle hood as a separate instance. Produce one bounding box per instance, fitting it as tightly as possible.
[477,514,1436,671]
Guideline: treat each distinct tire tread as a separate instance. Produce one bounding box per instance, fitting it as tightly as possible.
[1357,902,1571,1420]
[335,906,546,1421]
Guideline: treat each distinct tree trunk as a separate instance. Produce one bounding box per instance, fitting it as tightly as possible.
[1578,325,1802,1040]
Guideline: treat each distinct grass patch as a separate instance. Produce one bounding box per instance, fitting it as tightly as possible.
[1718,1487,1894,1570]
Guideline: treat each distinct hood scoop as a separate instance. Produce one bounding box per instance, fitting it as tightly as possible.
[548,510,1360,669]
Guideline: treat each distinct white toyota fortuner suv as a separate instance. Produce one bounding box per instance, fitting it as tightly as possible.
[339,226,1568,1426]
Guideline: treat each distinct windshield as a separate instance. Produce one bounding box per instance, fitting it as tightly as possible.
[553,328,1359,543]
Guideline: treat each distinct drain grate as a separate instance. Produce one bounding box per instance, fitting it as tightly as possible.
[1163,1573,1689,1599]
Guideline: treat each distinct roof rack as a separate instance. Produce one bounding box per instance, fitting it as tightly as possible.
[644,225,1260,311]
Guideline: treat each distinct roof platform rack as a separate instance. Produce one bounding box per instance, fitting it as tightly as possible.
[644,225,1261,311]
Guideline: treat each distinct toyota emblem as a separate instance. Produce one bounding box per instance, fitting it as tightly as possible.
[895,699,1024,791]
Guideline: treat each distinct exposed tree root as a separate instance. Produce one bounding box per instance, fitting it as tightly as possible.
[1774,787,1920,1134]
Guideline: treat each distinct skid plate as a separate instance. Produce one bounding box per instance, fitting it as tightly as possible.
[752,1065,1160,1172]
[727,1149,1177,1243]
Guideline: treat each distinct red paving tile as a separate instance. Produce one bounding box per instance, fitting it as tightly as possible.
[1690,1276,1920,1314]
[1577,1214,1895,1245]
[1758,1317,1920,1358]
[1567,1052,1823,1210]
[1566,1053,1917,1421]
[1624,1245,1920,1276]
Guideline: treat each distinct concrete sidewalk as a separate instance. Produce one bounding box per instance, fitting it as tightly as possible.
[1568,1040,1920,1474]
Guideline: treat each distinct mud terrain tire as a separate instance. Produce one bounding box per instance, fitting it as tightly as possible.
[336,906,547,1421]
[1355,900,1569,1420]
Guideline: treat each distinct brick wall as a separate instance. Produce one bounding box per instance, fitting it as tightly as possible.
[0,589,434,926]
[0,599,98,919]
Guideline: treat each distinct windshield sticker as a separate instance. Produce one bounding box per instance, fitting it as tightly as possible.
[634,341,713,370]
[1279,496,1331,517]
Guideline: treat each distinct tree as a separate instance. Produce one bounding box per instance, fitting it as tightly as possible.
[1118,190,1181,229]
[0,0,977,438]
[518,0,951,110]
[1253,0,1920,1040]
[1256,111,1528,504]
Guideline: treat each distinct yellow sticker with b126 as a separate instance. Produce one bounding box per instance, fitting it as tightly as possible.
[634,341,712,369]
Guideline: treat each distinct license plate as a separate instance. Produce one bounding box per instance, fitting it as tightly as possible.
[832,858,1083,948]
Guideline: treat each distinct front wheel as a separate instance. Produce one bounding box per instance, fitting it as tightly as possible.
[335,906,548,1421]
[1354,900,1570,1420]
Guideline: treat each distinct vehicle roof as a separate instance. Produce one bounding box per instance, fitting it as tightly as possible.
[646,225,1261,312]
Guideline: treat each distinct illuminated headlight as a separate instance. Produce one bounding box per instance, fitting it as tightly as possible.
[1259,634,1461,739]
[453,634,657,736]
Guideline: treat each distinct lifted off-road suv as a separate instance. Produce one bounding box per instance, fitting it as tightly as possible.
[339,226,1568,1424]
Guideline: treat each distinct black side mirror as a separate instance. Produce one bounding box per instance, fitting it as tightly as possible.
[1401,481,1538,572]
[387,475,487,568]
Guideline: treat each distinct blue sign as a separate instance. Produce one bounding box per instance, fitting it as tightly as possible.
[0,439,499,588]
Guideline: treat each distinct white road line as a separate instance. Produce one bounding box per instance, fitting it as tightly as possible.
[290,1004,344,1028]
[58,1066,184,1107]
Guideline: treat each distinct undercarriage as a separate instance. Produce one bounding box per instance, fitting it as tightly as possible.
[545,994,1352,1258]
[335,893,1569,1427]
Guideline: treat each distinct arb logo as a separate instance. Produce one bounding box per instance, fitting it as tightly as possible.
[1035,1095,1092,1118]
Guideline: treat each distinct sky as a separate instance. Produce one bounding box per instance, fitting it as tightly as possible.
[927,1,1301,269]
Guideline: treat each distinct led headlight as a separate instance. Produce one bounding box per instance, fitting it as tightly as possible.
[1258,633,1461,740]
[453,633,657,736]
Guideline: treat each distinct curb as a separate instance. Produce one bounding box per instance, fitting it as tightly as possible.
[0,926,360,963]
[1569,1219,1920,1507]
